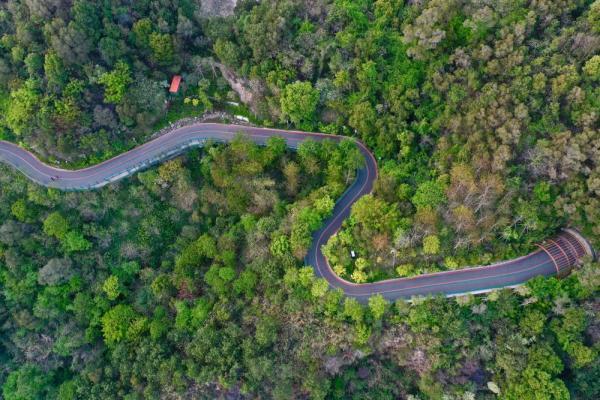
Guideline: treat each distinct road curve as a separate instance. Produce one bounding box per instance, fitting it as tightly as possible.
[0,123,595,301]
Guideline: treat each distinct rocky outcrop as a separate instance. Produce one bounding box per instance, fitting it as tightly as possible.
[212,61,264,115]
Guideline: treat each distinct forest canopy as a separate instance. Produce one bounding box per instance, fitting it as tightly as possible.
[0,0,599,399]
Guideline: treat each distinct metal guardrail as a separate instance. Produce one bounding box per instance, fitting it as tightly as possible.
[3,132,322,191]
[63,138,213,191]
[2,126,595,302]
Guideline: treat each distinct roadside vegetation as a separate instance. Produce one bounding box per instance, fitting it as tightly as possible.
[1,142,598,399]
[208,0,600,283]
[0,0,598,399]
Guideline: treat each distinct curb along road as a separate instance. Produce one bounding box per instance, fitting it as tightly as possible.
[0,123,595,302]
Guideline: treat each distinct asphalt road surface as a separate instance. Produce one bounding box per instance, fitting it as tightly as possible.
[0,123,595,301]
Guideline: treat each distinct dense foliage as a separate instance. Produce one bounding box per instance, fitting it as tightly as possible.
[0,0,233,165]
[1,140,598,399]
[0,0,599,399]
[208,0,600,281]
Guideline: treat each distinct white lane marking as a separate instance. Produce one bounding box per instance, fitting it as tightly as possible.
[1,129,312,184]
[0,146,52,181]
[0,125,571,299]
[354,258,554,296]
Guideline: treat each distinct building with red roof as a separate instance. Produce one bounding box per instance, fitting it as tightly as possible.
[169,75,182,93]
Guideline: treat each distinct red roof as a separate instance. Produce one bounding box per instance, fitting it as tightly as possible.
[169,75,182,93]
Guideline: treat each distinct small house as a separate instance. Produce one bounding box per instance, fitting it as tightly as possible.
[169,75,182,93]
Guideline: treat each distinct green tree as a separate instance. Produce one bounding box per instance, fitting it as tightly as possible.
[255,317,278,347]
[63,231,91,253]
[204,264,228,294]
[264,136,287,164]
[519,309,546,337]
[43,212,69,240]
[280,81,319,129]
[176,234,218,271]
[270,234,291,257]
[412,180,446,210]
[566,341,596,368]
[533,181,552,204]
[10,199,28,222]
[422,234,440,255]
[44,51,67,92]
[311,278,329,298]
[350,194,398,233]
[132,18,154,51]
[191,298,212,327]
[151,274,174,300]
[102,275,121,300]
[2,364,52,400]
[504,368,569,400]
[149,306,170,340]
[101,304,138,345]
[351,269,368,283]
[344,297,364,323]
[57,380,77,400]
[349,101,376,136]
[314,195,335,217]
[98,61,132,104]
[570,359,600,399]
[527,344,564,375]
[583,55,600,80]
[116,77,166,127]
[174,300,192,332]
[233,269,257,297]
[149,33,175,65]
[368,294,387,320]
[354,323,372,346]
[24,53,43,77]
[6,79,41,135]
[218,266,236,282]
[589,1,600,31]
[214,39,239,67]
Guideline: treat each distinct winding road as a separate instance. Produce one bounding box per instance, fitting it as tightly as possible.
[0,123,595,301]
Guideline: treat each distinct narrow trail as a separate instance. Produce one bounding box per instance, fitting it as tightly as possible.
[0,123,594,301]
